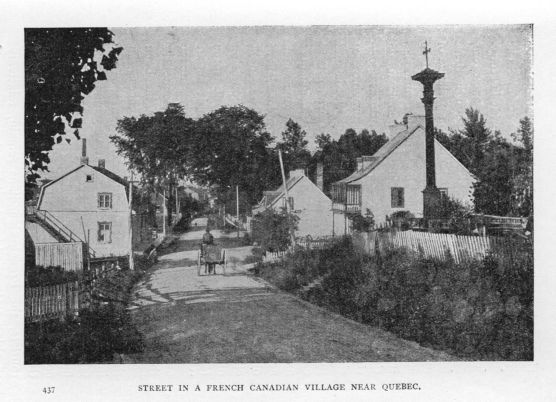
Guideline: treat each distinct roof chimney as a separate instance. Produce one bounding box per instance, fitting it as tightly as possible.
[80,138,89,165]
[98,159,105,169]
[356,157,363,171]
[289,169,305,178]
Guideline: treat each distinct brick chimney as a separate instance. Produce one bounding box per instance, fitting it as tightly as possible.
[98,159,106,169]
[80,138,89,165]
[357,155,376,171]
[289,169,305,178]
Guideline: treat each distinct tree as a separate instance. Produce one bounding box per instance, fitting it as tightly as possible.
[25,28,123,184]
[315,133,332,150]
[111,103,194,226]
[510,117,533,216]
[438,109,531,216]
[188,105,280,205]
[455,108,492,174]
[276,119,312,172]
[309,128,387,194]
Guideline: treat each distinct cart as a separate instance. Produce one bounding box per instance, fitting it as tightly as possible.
[197,244,227,276]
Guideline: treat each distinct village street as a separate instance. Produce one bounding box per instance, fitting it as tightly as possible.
[122,218,453,363]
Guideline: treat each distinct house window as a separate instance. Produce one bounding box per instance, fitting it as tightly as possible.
[98,193,112,209]
[97,222,112,243]
[439,188,449,202]
[283,197,294,210]
[391,187,405,208]
[86,174,93,182]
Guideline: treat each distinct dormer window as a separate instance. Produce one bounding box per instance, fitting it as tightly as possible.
[86,174,93,182]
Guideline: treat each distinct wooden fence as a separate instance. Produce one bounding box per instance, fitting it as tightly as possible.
[371,230,531,264]
[25,281,80,322]
[296,236,336,250]
[262,250,289,263]
[35,242,84,272]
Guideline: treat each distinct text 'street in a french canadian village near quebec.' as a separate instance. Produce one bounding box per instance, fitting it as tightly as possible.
[24,26,533,374]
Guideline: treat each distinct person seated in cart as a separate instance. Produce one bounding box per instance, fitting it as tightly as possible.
[200,227,216,274]
[202,227,214,245]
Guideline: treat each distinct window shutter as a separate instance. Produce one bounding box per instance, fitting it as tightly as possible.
[109,194,112,209]
[97,223,102,242]
[391,188,396,207]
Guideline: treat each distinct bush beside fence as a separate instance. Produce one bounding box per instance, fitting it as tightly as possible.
[256,236,533,360]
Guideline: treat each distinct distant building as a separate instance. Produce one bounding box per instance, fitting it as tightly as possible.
[253,169,333,238]
[331,115,475,234]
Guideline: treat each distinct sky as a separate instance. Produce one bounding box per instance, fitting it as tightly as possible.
[43,25,533,180]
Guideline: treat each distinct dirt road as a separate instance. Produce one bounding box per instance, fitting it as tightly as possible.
[123,221,453,363]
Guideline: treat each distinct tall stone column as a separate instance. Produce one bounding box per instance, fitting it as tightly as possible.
[411,67,444,221]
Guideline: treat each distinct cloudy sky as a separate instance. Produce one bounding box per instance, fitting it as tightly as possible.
[43,25,532,179]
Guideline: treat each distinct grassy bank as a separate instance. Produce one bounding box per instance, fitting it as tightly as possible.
[256,237,533,360]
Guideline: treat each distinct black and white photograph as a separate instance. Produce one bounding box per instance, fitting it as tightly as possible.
[3,1,556,400]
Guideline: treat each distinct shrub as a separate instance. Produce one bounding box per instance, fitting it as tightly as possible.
[352,209,375,232]
[251,209,299,252]
[256,235,533,360]
[25,303,144,364]
[26,265,78,287]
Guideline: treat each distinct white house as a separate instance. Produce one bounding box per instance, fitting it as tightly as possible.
[253,169,333,238]
[36,160,133,259]
[331,115,475,234]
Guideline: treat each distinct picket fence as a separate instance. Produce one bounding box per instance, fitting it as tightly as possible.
[296,236,336,250]
[35,242,84,272]
[262,250,289,263]
[373,230,530,264]
[25,281,80,322]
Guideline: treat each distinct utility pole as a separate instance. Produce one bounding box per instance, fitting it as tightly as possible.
[236,185,240,238]
[278,149,296,246]
[175,186,179,220]
[162,188,167,237]
[128,174,134,271]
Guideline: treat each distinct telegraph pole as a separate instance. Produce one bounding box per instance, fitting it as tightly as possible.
[278,150,296,246]
[128,174,134,271]
[236,185,240,238]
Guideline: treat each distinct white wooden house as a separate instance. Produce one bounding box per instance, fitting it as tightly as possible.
[331,115,475,234]
[253,169,333,237]
[36,161,134,259]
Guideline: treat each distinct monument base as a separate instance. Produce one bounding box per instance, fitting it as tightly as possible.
[422,186,442,221]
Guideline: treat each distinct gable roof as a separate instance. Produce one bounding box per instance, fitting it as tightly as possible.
[267,175,304,207]
[37,164,133,208]
[254,175,305,210]
[333,125,421,185]
[91,165,129,188]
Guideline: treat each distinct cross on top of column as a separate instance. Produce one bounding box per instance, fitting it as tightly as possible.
[423,41,431,68]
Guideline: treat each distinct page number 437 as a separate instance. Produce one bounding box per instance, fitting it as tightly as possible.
[42,387,55,394]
